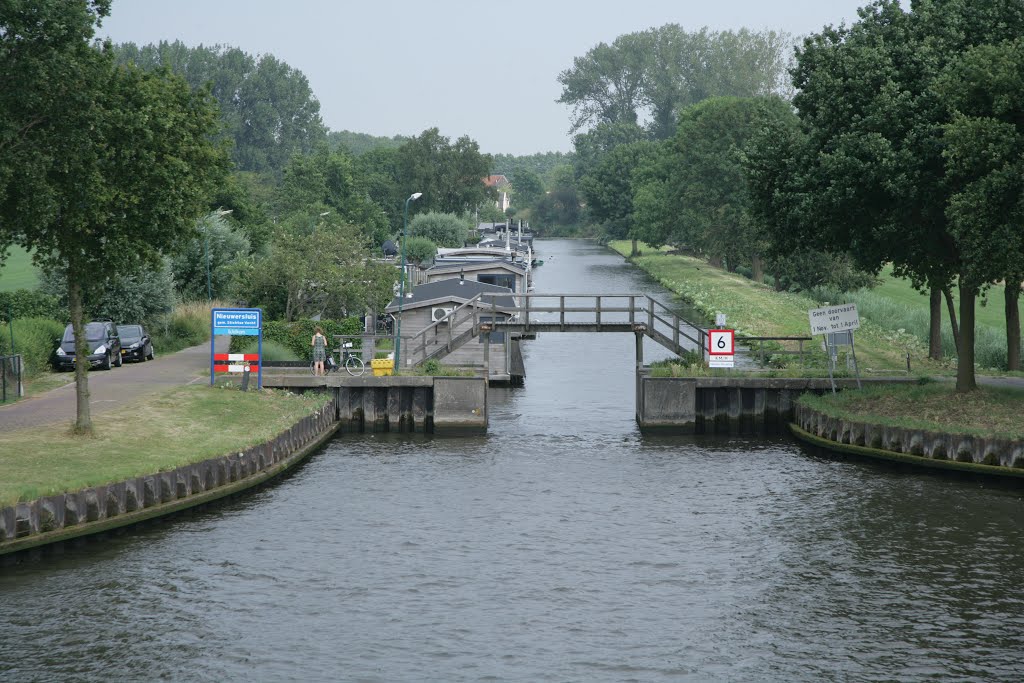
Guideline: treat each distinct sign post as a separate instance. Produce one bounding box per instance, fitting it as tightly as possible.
[708,329,735,369]
[210,308,263,389]
[808,303,861,392]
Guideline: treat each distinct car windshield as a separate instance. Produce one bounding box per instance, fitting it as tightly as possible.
[61,323,107,342]
[120,325,142,340]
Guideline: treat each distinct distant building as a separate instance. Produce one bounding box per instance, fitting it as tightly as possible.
[483,174,511,213]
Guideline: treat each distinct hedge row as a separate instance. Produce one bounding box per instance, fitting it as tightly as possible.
[0,290,65,323]
[0,317,66,378]
[229,318,362,361]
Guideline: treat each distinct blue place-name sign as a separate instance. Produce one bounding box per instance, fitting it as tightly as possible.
[212,308,262,336]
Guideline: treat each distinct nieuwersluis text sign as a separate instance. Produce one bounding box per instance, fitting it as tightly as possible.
[212,309,262,337]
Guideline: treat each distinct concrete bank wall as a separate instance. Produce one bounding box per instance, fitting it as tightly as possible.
[0,398,340,557]
[793,403,1024,475]
[636,376,913,434]
[265,375,488,435]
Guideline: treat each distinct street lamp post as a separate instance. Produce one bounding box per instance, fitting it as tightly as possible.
[206,208,233,301]
[393,192,422,372]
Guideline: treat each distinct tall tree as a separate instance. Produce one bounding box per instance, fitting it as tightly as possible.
[509,169,544,209]
[114,41,327,175]
[774,0,1024,390]
[277,149,391,247]
[233,218,394,322]
[579,140,657,241]
[556,32,649,133]
[0,2,227,433]
[396,128,494,215]
[939,38,1024,371]
[558,25,792,139]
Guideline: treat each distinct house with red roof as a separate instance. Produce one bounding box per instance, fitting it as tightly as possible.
[483,174,511,213]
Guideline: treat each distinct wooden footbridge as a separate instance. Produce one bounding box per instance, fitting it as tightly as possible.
[393,293,708,370]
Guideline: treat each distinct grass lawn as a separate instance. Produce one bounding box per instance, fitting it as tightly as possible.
[609,241,935,373]
[872,265,1007,333]
[0,246,39,292]
[0,385,331,506]
[799,381,1024,440]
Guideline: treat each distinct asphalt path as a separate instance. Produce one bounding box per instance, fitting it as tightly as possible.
[0,338,228,432]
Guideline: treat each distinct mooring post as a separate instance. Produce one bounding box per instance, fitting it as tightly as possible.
[483,325,491,380]
[635,330,644,422]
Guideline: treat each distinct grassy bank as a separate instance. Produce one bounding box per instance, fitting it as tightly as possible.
[799,382,1024,440]
[0,385,330,506]
[608,241,931,373]
[0,247,39,292]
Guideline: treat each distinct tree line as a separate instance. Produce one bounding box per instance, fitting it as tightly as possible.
[0,2,500,433]
[547,3,1024,392]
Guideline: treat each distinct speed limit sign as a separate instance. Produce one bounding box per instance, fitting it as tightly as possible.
[709,329,734,355]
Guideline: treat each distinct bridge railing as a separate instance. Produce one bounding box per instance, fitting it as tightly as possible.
[403,293,488,367]
[474,292,707,351]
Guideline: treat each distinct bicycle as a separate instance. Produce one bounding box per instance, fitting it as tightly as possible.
[311,342,365,376]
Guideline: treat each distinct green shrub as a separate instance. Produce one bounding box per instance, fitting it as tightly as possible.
[0,317,65,378]
[230,317,362,360]
[0,290,65,322]
[233,339,300,362]
[410,358,475,376]
[149,300,216,354]
[409,212,472,247]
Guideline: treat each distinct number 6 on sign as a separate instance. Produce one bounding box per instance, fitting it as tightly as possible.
[708,329,734,356]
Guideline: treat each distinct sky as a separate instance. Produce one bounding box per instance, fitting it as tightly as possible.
[101,0,874,156]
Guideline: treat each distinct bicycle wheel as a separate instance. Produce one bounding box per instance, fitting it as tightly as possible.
[344,355,365,376]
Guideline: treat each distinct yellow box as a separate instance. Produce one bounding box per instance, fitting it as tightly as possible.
[370,358,394,376]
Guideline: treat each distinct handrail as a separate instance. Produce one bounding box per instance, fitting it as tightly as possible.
[401,293,493,366]
[391,291,713,368]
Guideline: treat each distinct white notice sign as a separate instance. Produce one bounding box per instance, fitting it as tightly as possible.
[808,303,860,336]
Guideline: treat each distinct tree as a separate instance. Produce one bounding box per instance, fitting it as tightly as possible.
[277,149,391,247]
[0,2,227,433]
[328,129,408,155]
[579,141,657,241]
[939,38,1024,371]
[509,169,544,209]
[40,259,176,325]
[634,97,793,276]
[643,26,792,139]
[234,219,395,322]
[408,213,469,248]
[171,211,252,300]
[114,41,327,175]
[572,121,648,180]
[557,32,649,133]
[396,128,494,215]
[775,0,1024,390]
[533,164,582,228]
[557,25,792,139]
[354,146,405,237]
[403,237,437,267]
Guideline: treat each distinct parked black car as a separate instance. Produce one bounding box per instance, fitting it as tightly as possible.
[54,321,122,371]
[118,324,154,362]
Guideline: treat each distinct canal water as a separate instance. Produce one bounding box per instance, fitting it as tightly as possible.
[3,240,1024,682]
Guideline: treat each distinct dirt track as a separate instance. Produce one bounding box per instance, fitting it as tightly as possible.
[0,339,228,432]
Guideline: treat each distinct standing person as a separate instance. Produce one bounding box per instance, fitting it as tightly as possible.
[311,326,328,376]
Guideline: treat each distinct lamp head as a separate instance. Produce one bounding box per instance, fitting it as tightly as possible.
[409,192,423,201]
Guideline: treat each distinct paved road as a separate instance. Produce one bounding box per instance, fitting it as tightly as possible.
[0,338,228,432]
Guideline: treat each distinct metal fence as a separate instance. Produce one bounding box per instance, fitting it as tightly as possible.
[1,354,23,403]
